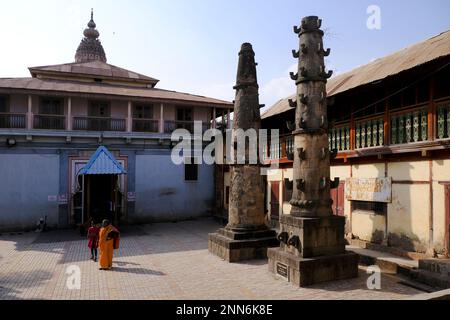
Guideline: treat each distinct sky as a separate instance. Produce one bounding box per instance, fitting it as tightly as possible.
[0,0,449,110]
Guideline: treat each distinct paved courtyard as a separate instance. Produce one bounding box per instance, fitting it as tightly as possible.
[0,218,422,300]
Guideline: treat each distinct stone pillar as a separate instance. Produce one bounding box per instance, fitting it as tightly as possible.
[268,16,358,287]
[208,43,278,262]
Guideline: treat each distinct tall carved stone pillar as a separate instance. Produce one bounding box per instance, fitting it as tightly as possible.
[208,43,278,263]
[268,16,358,286]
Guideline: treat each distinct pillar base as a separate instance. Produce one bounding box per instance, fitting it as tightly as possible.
[208,228,279,263]
[268,247,359,287]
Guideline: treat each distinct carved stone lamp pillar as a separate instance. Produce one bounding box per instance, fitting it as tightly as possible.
[267,16,358,287]
[208,43,278,262]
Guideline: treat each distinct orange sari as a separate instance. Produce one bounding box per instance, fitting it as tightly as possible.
[99,225,114,269]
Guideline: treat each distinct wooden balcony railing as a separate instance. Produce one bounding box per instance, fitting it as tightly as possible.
[355,116,384,148]
[266,135,293,161]
[437,103,450,140]
[390,107,428,144]
[164,121,209,134]
[329,124,351,151]
[132,119,159,133]
[34,114,66,130]
[0,113,26,129]
[73,116,126,132]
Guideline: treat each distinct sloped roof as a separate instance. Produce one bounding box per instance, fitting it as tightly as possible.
[79,146,126,175]
[262,30,450,119]
[0,77,233,107]
[29,60,159,86]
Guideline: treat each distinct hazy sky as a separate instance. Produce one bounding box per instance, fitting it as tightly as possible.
[0,0,449,109]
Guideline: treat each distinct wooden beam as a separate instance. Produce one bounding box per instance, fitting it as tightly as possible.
[127,101,132,133]
[67,97,72,131]
[428,77,435,140]
[384,94,390,145]
[350,105,355,150]
[27,95,32,130]
[160,103,164,133]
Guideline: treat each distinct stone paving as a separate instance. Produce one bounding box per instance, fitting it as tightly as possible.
[0,218,422,300]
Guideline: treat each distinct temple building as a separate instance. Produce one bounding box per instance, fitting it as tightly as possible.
[0,12,232,231]
[258,30,450,257]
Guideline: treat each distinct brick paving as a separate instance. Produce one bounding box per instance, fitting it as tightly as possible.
[0,218,422,300]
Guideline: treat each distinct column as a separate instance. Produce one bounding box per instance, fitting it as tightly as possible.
[227,109,231,129]
[27,95,33,130]
[127,101,132,133]
[67,97,72,131]
[160,103,164,133]
[212,107,217,129]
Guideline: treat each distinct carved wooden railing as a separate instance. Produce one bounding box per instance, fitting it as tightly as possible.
[73,116,126,132]
[34,114,66,130]
[329,124,351,151]
[355,116,384,148]
[164,120,209,133]
[0,113,26,129]
[437,103,450,140]
[132,119,159,133]
[390,107,428,144]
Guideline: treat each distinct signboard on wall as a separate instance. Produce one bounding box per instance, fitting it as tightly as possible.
[345,177,392,203]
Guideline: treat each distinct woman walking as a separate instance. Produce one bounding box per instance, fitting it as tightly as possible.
[98,219,120,270]
[87,221,100,262]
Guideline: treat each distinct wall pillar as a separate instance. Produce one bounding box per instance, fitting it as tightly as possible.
[127,101,132,133]
[160,103,164,133]
[27,95,33,130]
[67,97,72,131]
[212,107,217,129]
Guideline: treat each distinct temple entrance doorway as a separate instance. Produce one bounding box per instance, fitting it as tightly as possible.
[85,174,122,225]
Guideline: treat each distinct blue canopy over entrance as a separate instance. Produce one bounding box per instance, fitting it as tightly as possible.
[79,146,126,175]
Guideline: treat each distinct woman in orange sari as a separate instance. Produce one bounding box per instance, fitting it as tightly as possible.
[98,219,119,270]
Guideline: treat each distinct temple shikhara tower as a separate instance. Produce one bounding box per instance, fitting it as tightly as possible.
[208,43,278,262]
[267,16,359,286]
[75,9,107,63]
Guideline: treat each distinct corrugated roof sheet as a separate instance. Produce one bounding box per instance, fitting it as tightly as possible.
[79,146,126,175]
[262,29,450,120]
[0,77,233,107]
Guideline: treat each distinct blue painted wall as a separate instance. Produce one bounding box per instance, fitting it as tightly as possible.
[134,154,214,222]
[0,154,60,231]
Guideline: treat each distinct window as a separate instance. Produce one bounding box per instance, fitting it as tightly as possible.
[40,98,63,115]
[352,201,387,215]
[89,101,110,117]
[177,107,193,121]
[0,96,7,113]
[283,178,293,202]
[133,104,154,119]
[185,158,198,181]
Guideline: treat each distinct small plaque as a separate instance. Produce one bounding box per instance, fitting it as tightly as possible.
[276,262,289,280]
[127,192,136,202]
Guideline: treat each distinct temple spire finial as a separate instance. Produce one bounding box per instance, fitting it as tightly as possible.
[75,9,107,63]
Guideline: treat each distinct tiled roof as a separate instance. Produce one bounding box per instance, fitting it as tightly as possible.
[262,29,450,119]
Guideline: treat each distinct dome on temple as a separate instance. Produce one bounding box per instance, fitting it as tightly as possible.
[75,9,107,63]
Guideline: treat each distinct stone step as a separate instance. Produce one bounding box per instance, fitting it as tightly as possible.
[347,245,418,275]
[418,259,450,276]
[409,269,450,290]
[395,274,439,293]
